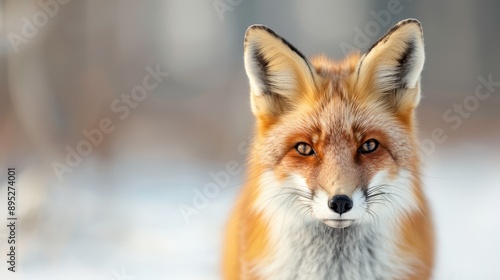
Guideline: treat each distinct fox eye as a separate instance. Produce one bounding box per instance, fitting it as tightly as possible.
[295,142,315,156]
[359,139,379,154]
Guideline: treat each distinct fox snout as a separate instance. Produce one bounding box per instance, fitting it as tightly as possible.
[328,195,353,215]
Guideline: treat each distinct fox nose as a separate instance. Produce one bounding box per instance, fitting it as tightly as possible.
[328,195,353,215]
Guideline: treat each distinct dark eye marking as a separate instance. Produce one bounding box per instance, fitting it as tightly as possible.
[295,142,315,156]
[359,139,379,154]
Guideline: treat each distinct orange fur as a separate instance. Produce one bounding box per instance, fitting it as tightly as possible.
[223,19,434,279]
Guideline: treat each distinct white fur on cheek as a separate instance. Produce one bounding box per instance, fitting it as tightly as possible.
[253,171,313,225]
[365,169,419,227]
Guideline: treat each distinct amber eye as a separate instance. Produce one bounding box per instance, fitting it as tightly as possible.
[295,142,315,156]
[359,139,379,154]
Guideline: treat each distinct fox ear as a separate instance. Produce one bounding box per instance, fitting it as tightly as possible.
[355,19,425,110]
[244,25,318,120]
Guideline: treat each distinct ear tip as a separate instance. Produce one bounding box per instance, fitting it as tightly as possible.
[245,24,271,39]
[396,18,424,37]
[246,24,269,30]
[398,18,422,26]
[244,24,278,47]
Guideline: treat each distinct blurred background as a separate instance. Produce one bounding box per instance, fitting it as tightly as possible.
[0,0,499,279]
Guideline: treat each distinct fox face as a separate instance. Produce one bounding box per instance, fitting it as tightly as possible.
[244,20,425,230]
[222,19,433,280]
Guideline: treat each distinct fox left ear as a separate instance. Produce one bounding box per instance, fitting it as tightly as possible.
[355,19,425,110]
[244,25,318,121]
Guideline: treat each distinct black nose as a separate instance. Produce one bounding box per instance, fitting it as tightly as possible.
[328,195,353,215]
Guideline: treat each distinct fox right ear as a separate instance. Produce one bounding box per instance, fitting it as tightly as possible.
[354,19,425,111]
[244,25,318,120]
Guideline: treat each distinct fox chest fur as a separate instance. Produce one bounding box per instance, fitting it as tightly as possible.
[253,220,408,280]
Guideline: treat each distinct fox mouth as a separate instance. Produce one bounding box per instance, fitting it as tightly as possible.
[322,219,355,229]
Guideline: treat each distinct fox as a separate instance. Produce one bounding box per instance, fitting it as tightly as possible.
[222,19,434,280]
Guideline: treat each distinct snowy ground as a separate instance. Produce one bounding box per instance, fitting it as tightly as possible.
[0,143,499,280]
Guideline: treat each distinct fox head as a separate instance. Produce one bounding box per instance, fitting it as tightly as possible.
[244,19,425,229]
